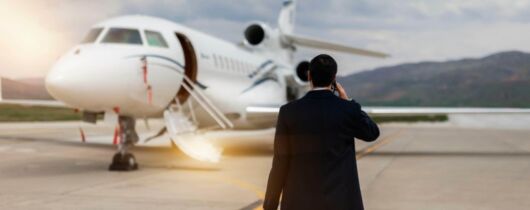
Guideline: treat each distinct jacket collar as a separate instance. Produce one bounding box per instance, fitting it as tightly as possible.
[304,89,335,99]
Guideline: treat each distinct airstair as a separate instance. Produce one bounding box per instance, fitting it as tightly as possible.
[163,74,233,162]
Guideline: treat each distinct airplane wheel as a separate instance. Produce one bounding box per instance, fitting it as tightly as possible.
[109,153,139,171]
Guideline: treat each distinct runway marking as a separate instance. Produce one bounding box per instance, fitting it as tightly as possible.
[356,129,405,160]
[239,199,263,210]
[220,176,265,210]
[222,176,265,198]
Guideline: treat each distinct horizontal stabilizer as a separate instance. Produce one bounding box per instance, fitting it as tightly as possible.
[284,34,389,58]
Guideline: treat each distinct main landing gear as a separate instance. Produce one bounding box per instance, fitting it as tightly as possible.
[109,116,139,171]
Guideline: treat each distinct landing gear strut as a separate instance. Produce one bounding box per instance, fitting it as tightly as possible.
[109,116,139,171]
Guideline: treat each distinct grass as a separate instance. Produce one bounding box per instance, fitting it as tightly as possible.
[0,104,81,122]
[372,115,448,123]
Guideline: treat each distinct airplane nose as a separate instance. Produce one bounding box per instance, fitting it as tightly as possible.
[45,57,82,105]
[45,67,71,99]
[45,53,132,110]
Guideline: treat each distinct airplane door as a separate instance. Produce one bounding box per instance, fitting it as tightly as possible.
[175,33,198,103]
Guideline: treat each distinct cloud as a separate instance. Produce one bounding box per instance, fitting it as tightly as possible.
[1,0,530,78]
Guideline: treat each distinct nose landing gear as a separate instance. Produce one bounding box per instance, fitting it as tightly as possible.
[109,153,138,171]
[109,116,139,171]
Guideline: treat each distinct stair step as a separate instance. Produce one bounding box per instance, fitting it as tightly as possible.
[164,109,197,136]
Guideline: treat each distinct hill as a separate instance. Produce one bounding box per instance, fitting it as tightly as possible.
[338,51,530,107]
[0,77,53,100]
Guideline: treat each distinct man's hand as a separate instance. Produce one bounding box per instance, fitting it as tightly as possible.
[335,82,349,100]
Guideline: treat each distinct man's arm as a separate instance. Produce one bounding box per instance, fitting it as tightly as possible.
[352,106,380,142]
[336,82,380,142]
[263,107,290,210]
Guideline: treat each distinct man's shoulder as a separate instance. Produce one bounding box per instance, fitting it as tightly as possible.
[279,97,310,115]
[279,99,298,112]
[338,97,362,111]
[328,97,363,116]
[281,95,359,108]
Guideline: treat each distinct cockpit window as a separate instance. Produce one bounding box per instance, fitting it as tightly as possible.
[101,28,142,45]
[81,28,103,43]
[145,30,168,48]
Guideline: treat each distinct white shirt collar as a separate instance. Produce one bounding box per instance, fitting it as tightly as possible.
[311,87,331,91]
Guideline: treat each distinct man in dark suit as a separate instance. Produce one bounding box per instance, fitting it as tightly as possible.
[263,54,380,210]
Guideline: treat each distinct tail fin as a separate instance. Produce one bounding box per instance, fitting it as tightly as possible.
[278,0,296,34]
[278,0,389,58]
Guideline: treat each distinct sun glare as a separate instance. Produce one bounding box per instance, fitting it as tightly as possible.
[0,1,66,77]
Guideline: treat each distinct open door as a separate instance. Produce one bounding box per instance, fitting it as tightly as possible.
[175,33,198,103]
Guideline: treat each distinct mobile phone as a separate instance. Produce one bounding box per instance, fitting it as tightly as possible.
[332,81,337,94]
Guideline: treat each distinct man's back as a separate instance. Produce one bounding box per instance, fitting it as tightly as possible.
[264,90,380,210]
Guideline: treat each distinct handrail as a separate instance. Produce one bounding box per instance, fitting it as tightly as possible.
[181,75,234,128]
[179,81,229,129]
[142,56,233,131]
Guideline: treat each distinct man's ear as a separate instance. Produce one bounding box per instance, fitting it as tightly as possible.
[307,72,313,87]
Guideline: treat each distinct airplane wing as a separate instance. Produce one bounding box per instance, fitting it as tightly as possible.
[246,105,530,118]
[283,34,389,58]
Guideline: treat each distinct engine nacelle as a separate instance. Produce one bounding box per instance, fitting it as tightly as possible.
[243,22,274,47]
[295,61,310,82]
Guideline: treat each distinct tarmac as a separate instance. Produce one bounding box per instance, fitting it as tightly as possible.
[0,115,530,210]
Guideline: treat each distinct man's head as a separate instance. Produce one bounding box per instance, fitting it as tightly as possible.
[308,54,337,87]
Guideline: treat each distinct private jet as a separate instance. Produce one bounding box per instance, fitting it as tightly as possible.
[1,0,530,171]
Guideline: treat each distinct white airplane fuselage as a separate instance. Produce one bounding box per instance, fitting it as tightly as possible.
[46,16,294,129]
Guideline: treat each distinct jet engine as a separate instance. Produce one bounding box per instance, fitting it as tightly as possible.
[243,22,274,47]
[295,61,309,82]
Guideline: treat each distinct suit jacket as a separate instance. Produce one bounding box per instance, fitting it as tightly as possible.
[263,90,380,210]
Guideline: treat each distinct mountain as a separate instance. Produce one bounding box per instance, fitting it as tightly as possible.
[0,77,53,100]
[338,51,530,107]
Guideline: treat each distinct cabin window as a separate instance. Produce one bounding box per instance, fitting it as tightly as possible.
[213,54,218,67]
[81,28,103,43]
[228,58,236,71]
[217,55,223,69]
[236,61,242,73]
[145,30,168,48]
[220,56,226,69]
[237,61,242,73]
[101,28,142,45]
[243,63,249,73]
[246,63,252,73]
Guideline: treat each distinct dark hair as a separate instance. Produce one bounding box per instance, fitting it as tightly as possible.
[309,54,337,87]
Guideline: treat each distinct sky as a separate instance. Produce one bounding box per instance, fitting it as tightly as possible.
[1,0,530,79]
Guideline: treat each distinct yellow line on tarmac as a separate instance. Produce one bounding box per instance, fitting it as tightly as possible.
[222,176,265,199]
[219,176,265,210]
[356,129,405,160]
